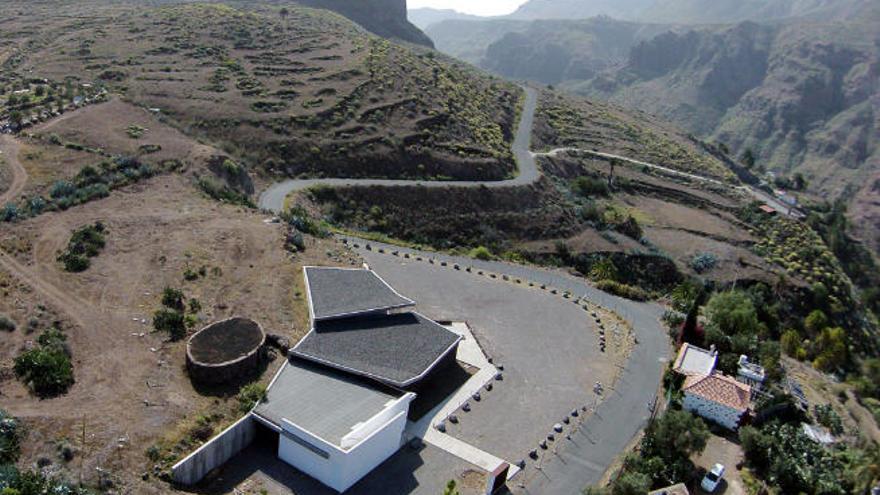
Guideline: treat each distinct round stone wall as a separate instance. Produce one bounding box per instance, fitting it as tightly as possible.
[186,317,266,385]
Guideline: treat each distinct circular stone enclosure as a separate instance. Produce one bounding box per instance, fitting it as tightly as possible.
[186,317,266,385]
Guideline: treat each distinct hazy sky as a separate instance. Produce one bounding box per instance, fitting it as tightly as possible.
[407,0,529,16]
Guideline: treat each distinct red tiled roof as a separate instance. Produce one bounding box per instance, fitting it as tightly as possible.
[684,373,751,412]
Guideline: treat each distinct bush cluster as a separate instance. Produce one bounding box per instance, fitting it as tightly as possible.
[13,328,74,397]
[0,316,16,333]
[153,287,200,341]
[589,410,709,494]
[197,178,255,208]
[689,252,718,273]
[0,409,21,465]
[57,222,107,272]
[595,280,650,301]
[237,383,267,413]
[281,205,329,238]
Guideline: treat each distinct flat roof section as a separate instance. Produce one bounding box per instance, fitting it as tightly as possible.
[304,267,415,321]
[291,312,462,388]
[673,343,718,376]
[253,359,403,447]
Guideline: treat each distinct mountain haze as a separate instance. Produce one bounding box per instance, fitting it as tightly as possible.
[407,7,483,30]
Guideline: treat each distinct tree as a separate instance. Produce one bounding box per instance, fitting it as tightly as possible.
[442,480,460,495]
[607,158,619,188]
[161,287,185,311]
[704,290,763,339]
[804,309,828,336]
[8,110,22,128]
[681,284,708,346]
[741,148,756,169]
[611,472,650,495]
[850,443,880,493]
[153,308,185,341]
[780,329,801,357]
[642,409,709,462]
[813,327,846,372]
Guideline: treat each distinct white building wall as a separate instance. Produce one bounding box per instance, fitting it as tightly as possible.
[277,395,413,493]
[683,393,744,430]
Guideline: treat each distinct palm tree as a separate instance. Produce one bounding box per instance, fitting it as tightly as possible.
[608,158,618,189]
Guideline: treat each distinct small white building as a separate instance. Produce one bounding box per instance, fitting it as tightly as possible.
[683,374,751,431]
[254,360,416,492]
[672,343,717,376]
[736,355,766,394]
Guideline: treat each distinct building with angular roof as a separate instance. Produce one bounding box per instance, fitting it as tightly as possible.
[304,266,415,321]
[683,373,751,430]
[173,266,462,493]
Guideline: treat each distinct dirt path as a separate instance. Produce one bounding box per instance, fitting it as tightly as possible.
[0,246,154,420]
[0,134,27,204]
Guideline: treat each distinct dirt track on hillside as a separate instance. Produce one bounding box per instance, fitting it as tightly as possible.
[0,135,27,204]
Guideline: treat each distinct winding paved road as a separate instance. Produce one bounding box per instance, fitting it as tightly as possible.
[258,85,800,220]
[257,86,540,212]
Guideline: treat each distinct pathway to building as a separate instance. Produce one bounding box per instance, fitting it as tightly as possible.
[405,322,519,479]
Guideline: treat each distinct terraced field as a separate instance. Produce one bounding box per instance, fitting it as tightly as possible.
[2,1,521,181]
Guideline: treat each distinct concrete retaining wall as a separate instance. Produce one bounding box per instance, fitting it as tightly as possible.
[172,414,257,485]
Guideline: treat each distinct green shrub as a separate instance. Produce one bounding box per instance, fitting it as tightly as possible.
[153,309,185,341]
[469,246,493,261]
[813,404,843,435]
[0,409,22,464]
[161,287,185,311]
[58,223,106,272]
[595,280,650,301]
[1,203,18,222]
[571,176,609,197]
[58,252,90,272]
[0,315,16,332]
[126,124,146,138]
[281,206,329,238]
[237,383,267,413]
[690,252,718,273]
[13,330,74,397]
[197,178,255,208]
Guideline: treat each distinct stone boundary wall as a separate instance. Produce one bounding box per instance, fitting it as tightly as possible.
[172,414,257,485]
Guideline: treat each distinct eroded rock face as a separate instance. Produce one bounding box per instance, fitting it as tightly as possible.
[297,0,433,47]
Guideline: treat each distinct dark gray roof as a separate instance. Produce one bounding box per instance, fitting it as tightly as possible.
[304,267,414,321]
[291,312,461,387]
[253,358,403,447]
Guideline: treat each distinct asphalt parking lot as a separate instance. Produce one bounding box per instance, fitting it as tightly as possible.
[360,249,615,464]
[354,241,670,494]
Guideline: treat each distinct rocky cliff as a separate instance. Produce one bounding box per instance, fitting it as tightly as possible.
[297,0,433,47]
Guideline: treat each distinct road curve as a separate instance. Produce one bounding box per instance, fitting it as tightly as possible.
[0,135,27,205]
[257,86,540,212]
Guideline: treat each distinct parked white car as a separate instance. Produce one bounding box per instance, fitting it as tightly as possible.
[701,463,725,493]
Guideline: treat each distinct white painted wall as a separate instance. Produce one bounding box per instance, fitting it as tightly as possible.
[277,394,414,493]
[683,393,744,430]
